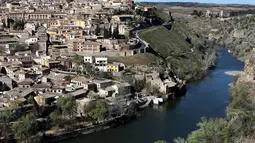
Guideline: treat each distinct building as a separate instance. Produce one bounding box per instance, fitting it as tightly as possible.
[71,76,89,87]
[46,60,61,69]
[18,78,34,88]
[84,82,97,91]
[24,23,36,31]
[107,63,120,72]
[94,79,112,89]
[8,11,67,21]
[112,82,131,96]
[206,10,211,18]
[98,86,115,97]
[146,71,177,95]
[25,36,38,45]
[95,57,108,71]
[220,10,224,18]
[84,56,94,64]
[69,39,102,53]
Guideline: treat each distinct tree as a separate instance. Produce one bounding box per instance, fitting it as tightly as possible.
[73,55,95,77]
[154,140,167,143]
[173,137,186,143]
[0,108,15,142]
[187,117,230,143]
[95,24,101,36]
[87,91,99,99]
[133,77,146,92]
[11,113,39,143]
[103,26,110,38]
[56,95,77,120]
[10,99,24,109]
[82,100,97,117]
[7,18,14,28]
[112,24,119,39]
[73,54,84,74]
[124,31,130,40]
[191,10,203,17]
[97,71,113,79]
[84,63,95,78]
[88,100,108,122]
[49,110,62,128]
[13,20,25,30]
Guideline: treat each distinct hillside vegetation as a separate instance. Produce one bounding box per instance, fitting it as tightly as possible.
[139,21,216,81]
[186,15,255,61]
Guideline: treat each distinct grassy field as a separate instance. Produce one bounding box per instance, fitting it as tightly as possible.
[109,53,159,66]
[139,23,192,58]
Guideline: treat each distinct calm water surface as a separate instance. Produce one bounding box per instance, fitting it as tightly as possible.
[64,49,244,143]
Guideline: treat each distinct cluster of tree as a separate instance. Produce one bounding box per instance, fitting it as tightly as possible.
[136,8,171,25]
[4,19,25,30]
[9,43,28,54]
[0,92,137,142]
[13,20,25,30]
[103,25,119,39]
[191,10,203,17]
[0,108,41,143]
[230,10,255,17]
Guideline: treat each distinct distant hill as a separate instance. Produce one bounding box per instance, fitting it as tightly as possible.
[137,2,255,9]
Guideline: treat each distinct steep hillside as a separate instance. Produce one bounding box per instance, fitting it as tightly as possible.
[186,15,255,61]
[139,21,216,81]
[139,26,192,58]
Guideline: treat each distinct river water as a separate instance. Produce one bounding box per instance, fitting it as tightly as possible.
[63,49,244,143]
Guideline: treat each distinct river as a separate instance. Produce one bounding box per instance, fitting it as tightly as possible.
[63,49,244,143]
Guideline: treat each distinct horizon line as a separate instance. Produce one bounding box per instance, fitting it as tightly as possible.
[134,1,255,6]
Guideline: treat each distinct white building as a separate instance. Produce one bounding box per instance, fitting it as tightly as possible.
[25,37,38,45]
[95,57,108,72]
[84,56,94,64]
[24,23,36,31]
[220,10,224,18]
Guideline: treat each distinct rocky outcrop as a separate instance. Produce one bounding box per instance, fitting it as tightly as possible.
[237,50,255,83]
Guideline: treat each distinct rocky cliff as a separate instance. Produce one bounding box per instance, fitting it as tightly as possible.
[184,15,255,61]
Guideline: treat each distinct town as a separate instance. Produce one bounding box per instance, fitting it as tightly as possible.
[0,0,188,142]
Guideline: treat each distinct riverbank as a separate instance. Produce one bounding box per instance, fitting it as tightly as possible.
[43,115,135,142]
[44,82,187,142]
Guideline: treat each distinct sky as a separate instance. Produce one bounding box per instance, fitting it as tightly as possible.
[134,0,255,5]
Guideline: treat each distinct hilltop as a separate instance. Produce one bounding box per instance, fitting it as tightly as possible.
[139,21,216,81]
